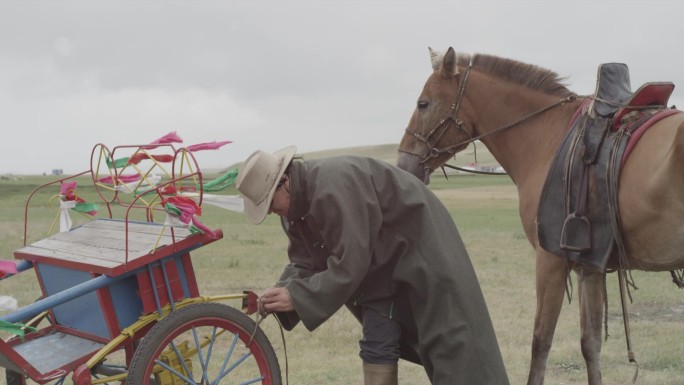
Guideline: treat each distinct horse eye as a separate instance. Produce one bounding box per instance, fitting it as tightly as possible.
[417,100,429,109]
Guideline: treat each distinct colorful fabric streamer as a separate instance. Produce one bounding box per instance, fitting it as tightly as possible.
[186,141,233,152]
[60,181,79,201]
[0,261,18,279]
[151,131,183,145]
[106,157,130,169]
[128,153,175,165]
[161,196,217,238]
[0,319,36,337]
[201,169,238,192]
[58,181,98,232]
[60,181,98,212]
[196,194,244,212]
[73,203,99,215]
[98,174,142,185]
[164,196,202,221]
[143,131,184,149]
[158,185,177,196]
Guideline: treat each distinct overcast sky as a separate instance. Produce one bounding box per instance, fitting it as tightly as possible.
[1,0,683,174]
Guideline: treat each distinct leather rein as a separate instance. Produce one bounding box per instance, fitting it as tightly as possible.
[400,55,578,176]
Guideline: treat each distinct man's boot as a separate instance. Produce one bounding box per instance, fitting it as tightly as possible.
[363,362,398,385]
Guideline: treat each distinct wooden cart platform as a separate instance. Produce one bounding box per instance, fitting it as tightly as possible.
[14,219,221,277]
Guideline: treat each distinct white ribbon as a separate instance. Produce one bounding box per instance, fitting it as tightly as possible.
[114,175,162,193]
[59,200,77,232]
[181,193,244,213]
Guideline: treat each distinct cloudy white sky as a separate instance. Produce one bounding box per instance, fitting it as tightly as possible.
[1,0,683,174]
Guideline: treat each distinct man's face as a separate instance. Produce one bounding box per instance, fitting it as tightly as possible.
[268,177,290,218]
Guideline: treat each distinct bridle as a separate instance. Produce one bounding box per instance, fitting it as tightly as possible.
[400,54,578,175]
[400,57,475,167]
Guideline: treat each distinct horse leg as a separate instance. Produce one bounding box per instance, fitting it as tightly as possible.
[577,268,605,385]
[527,250,568,385]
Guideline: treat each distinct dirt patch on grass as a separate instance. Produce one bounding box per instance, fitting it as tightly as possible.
[631,302,684,322]
[610,302,684,322]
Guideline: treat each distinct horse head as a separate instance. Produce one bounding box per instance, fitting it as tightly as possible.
[397,47,475,184]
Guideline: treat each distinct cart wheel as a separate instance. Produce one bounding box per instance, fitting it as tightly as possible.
[5,370,26,385]
[127,303,281,385]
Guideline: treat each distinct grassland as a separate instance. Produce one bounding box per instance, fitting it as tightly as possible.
[0,150,682,384]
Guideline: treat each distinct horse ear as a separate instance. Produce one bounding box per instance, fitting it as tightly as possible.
[429,47,441,71]
[442,47,459,76]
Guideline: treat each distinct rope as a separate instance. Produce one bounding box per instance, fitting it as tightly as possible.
[607,130,638,296]
[440,163,507,175]
[618,269,639,384]
[603,273,609,342]
[248,312,289,385]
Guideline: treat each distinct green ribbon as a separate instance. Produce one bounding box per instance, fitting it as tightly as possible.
[164,204,204,234]
[164,202,182,216]
[106,157,130,169]
[73,202,99,214]
[0,320,37,338]
[201,169,238,192]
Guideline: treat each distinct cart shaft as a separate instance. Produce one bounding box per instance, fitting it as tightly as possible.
[0,272,132,324]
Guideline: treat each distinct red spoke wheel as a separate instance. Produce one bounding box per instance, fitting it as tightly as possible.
[127,303,281,385]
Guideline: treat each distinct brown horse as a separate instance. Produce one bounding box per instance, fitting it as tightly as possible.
[396,47,684,385]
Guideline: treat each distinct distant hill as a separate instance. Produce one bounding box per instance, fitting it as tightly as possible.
[302,143,399,163]
[223,142,500,173]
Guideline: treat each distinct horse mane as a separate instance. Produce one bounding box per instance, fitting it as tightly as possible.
[456,53,575,97]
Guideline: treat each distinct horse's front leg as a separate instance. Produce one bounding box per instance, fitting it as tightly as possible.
[577,268,605,385]
[527,249,568,385]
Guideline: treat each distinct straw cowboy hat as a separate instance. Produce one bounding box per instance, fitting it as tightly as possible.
[236,145,297,224]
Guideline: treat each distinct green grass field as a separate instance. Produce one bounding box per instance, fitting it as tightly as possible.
[0,167,682,384]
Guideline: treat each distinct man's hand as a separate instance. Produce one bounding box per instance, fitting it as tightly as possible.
[258,287,294,314]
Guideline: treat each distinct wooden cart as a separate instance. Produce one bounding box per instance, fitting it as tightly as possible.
[0,141,280,384]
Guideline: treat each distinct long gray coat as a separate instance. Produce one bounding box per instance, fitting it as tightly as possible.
[274,156,509,385]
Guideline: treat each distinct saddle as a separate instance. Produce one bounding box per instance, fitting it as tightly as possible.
[537,63,677,271]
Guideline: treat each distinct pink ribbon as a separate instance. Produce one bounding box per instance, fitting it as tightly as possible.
[186,141,233,152]
[143,132,184,149]
[97,174,141,184]
[128,153,175,165]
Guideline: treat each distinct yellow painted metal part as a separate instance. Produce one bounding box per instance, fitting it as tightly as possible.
[87,294,248,384]
[155,341,193,385]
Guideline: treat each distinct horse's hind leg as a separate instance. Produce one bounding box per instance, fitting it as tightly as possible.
[527,249,568,385]
[577,268,605,385]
